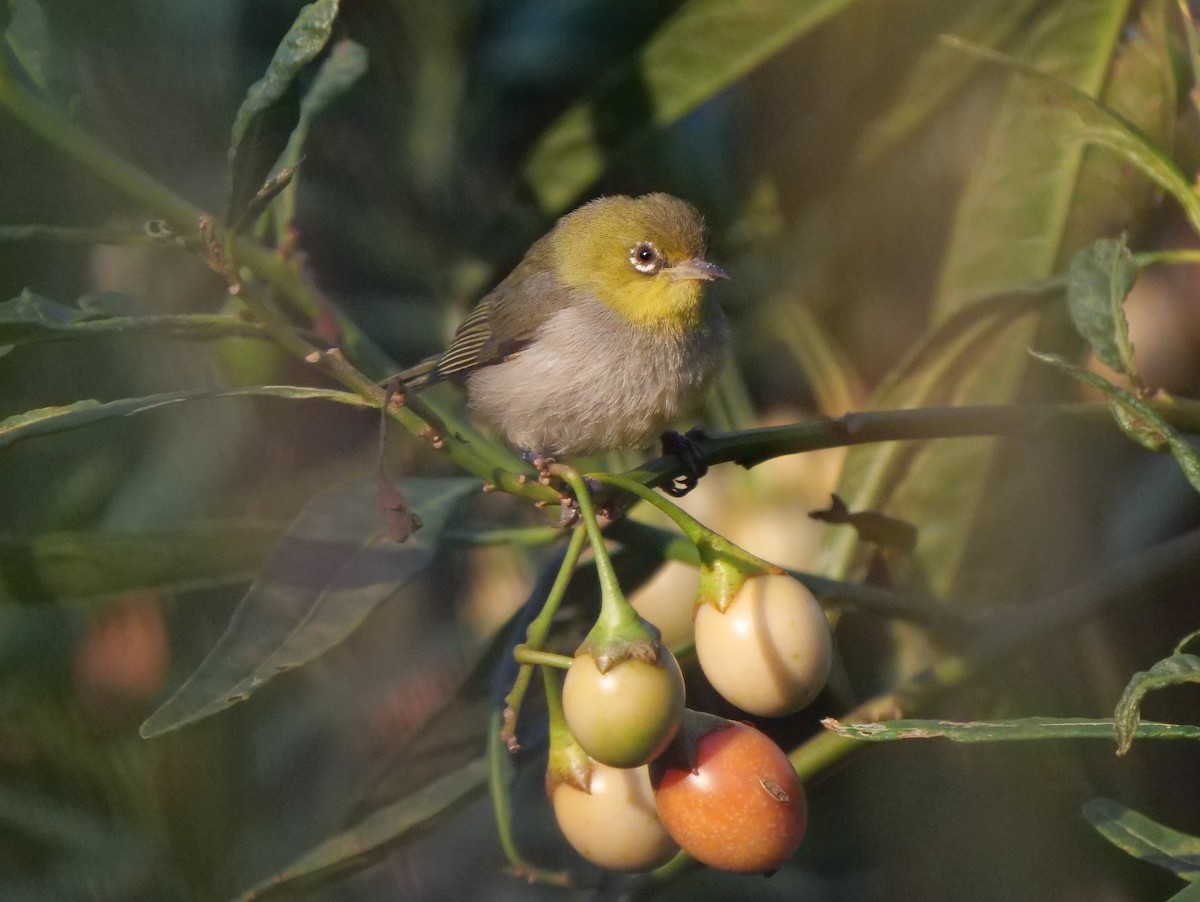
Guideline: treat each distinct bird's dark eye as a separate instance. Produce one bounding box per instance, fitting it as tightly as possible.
[630,241,662,274]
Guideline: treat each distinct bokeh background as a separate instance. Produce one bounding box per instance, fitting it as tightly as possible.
[2,0,1200,899]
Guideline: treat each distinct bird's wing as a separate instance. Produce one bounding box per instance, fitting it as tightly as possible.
[432,247,567,382]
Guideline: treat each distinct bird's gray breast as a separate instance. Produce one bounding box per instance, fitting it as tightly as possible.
[466,296,727,457]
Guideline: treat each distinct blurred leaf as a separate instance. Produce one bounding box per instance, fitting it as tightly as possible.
[821,2,1145,597]
[523,0,862,213]
[226,0,340,226]
[1065,237,1139,381]
[140,478,476,738]
[1170,884,1200,901]
[822,716,1200,742]
[3,0,52,93]
[0,385,372,453]
[1083,798,1200,880]
[0,289,272,345]
[236,757,488,901]
[273,38,368,236]
[0,521,282,601]
[945,29,1200,234]
[1032,350,1200,494]
[1113,649,1200,755]
[854,0,1041,169]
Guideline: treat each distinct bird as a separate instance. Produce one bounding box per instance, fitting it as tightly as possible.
[396,193,728,484]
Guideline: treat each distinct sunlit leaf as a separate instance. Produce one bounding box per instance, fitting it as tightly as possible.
[0,522,282,601]
[944,28,1200,234]
[523,0,862,213]
[1032,351,1200,495]
[1066,237,1139,380]
[820,2,1149,598]
[140,478,476,738]
[1113,650,1200,755]
[854,0,1041,169]
[1083,798,1200,880]
[821,716,1200,742]
[226,0,340,225]
[0,289,271,345]
[0,386,372,453]
[236,757,488,900]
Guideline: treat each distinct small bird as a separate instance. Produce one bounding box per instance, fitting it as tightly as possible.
[398,193,728,475]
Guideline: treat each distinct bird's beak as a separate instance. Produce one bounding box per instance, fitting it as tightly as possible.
[666,257,729,282]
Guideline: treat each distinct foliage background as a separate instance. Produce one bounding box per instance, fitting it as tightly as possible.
[2,0,1199,899]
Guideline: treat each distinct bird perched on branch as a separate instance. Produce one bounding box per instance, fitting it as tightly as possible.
[396,192,728,493]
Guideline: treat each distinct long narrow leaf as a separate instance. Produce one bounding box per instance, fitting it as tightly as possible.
[822,716,1200,742]
[1083,798,1200,881]
[236,757,488,901]
[226,0,340,224]
[0,386,372,453]
[140,478,476,738]
[523,0,862,213]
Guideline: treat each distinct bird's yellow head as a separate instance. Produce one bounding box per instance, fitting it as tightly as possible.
[549,193,727,332]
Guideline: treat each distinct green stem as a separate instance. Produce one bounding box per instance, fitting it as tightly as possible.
[501,525,587,748]
[588,471,778,580]
[487,709,570,886]
[443,526,564,547]
[513,646,574,669]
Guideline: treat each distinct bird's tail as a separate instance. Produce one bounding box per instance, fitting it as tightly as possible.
[390,354,443,393]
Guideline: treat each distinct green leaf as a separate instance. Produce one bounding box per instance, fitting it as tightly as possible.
[1083,798,1200,881]
[0,385,372,453]
[139,478,476,738]
[4,0,53,93]
[0,522,282,601]
[522,0,863,213]
[1113,651,1200,755]
[821,716,1200,742]
[226,0,340,226]
[1031,351,1200,495]
[1066,237,1139,380]
[821,1,1137,596]
[853,0,1042,170]
[235,757,488,901]
[944,31,1200,235]
[0,289,272,345]
[272,39,368,236]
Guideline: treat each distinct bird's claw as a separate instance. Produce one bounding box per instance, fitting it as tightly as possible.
[660,428,708,497]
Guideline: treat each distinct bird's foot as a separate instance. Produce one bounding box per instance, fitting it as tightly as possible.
[660,428,709,497]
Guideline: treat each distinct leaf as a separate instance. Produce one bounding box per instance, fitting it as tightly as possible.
[0,289,272,345]
[226,0,340,226]
[522,0,863,213]
[272,39,368,236]
[1113,650,1200,755]
[1031,351,1200,495]
[821,716,1200,743]
[140,478,476,738]
[820,3,1169,599]
[944,31,1200,234]
[0,522,282,601]
[235,757,488,901]
[1066,237,1139,381]
[0,385,372,453]
[853,0,1042,170]
[4,0,53,94]
[1083,798,1200,881]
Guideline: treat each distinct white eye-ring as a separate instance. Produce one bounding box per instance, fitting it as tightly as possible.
[630,241,663,274]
